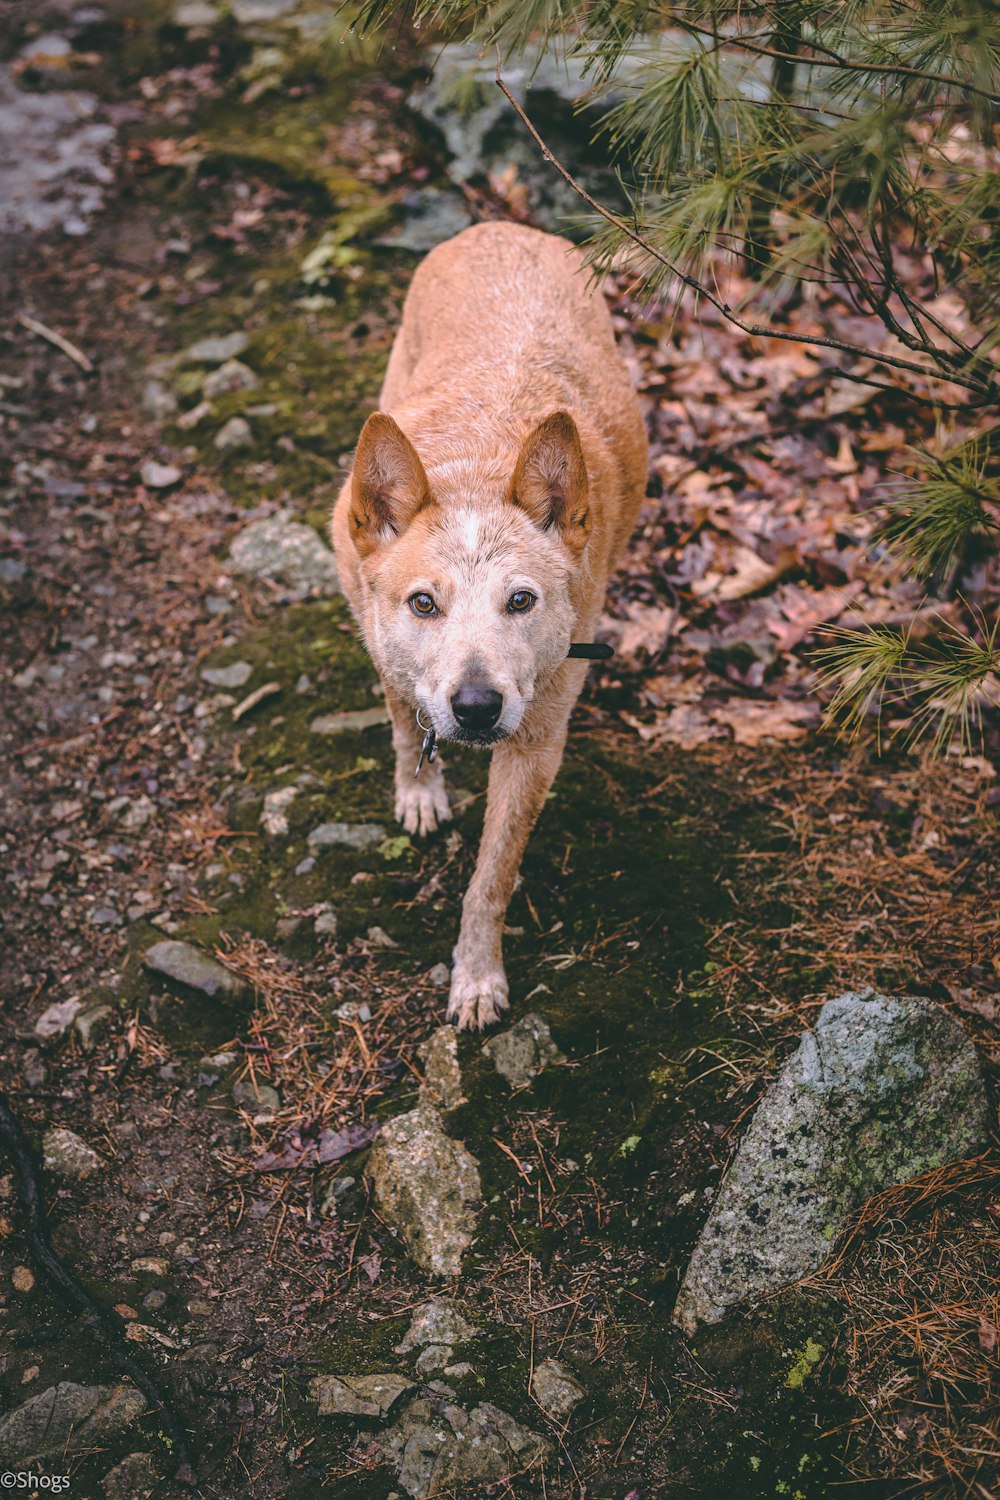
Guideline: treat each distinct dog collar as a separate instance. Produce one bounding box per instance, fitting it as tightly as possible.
[567,642,614,659]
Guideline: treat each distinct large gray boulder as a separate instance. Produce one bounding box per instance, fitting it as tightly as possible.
[380,1396,549,1499]
[674,992,989,1332]
[366,1103,481,1277]
[407,44,627,235]
[0,1382,145,1462]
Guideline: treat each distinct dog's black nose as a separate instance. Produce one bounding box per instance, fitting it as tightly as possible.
[451,681,503,732]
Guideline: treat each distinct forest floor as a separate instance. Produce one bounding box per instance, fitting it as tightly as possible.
[0,4,998,1499]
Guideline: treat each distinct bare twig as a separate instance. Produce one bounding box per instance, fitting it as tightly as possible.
[17,313,94,373]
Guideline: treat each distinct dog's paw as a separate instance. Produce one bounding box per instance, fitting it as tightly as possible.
[395,777,451,837]
[447,964,509,1031]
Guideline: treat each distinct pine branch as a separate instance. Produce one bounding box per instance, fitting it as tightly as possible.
[495,59,1000,401]
[670,14,1000,105]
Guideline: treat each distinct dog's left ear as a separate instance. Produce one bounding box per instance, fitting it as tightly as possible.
[509,410,590,552]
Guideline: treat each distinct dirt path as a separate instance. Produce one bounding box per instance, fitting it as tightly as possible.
[1,6,997,1499]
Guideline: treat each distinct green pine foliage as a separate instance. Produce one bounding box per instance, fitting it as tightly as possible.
[357,1,1000,751]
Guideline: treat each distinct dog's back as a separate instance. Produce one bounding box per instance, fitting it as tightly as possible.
[378,222,647,569]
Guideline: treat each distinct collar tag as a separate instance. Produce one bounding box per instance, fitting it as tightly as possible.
[414,709,438,778]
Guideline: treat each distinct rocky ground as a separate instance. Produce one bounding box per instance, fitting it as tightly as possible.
[1,4,998,1499]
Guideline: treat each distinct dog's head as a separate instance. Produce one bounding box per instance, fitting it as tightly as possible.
[348,409,590,745]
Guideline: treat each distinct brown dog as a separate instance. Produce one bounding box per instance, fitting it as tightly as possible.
[332,222,647,1029]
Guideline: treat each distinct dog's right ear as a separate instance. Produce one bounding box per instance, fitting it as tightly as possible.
[350,412,431,558]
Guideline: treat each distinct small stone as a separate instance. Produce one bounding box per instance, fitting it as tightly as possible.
[116,794,155,831]
[74,1004,112,1052]
[228,512,340,596]
[427,963,451,988]
[380,1398,549,1499]
[101,1451,158,1500]
[141,379,177,420]
[320,1175,355,1217]
[22,1049,47,1089]
[334,1000,371,1023]
[187,1299,212,1316]
[673,991,991,1332]
[309,1372,415,1419]
[140,459,182,489]
[201,660,252,689]
[368,925,398,948]
[418,1028,466,1112]
[367,1105,481,1277]
[12,1266,35,1293]
[310,706,391,735]
[530,1358,585,1423]
[294,856,315,876]
[214,416,253,452]
[0,1383,146,1464]
[143,940,245,1001]
[201,359,258,397]
[43,1128,103,1180]
[142,1290,167,1312]
[19,34,73,67]
[88,906,122,929]
[261,784,297,837]
[130,1257,169,1275]
[0,558,28,584]
[232,1078,280,1114]
[182,331,249,365]
[35,997,83,1041]
[482,1013,565,1089]
[308,821,386,853]
[395,1298,482,1355]
[314,907,338,937]
[414,1344,452,1377]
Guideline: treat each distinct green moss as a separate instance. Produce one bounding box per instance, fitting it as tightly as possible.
[785,1337,825,1390]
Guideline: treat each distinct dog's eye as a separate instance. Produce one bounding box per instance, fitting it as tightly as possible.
[507,590,537,614]
[408,592,438,617]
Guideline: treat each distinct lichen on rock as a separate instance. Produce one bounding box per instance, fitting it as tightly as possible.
[482,1012,565,1089]
[674,991,990,1332]
[366,1104,481,1276]
[309,1372,414,1419]
[418,1027,467,1112]
[0,1382,145,1463]
[379,1395,550,1499]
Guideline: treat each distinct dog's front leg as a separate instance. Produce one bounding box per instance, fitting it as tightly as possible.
[385,686,452,837]
[448,725,569,1031]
